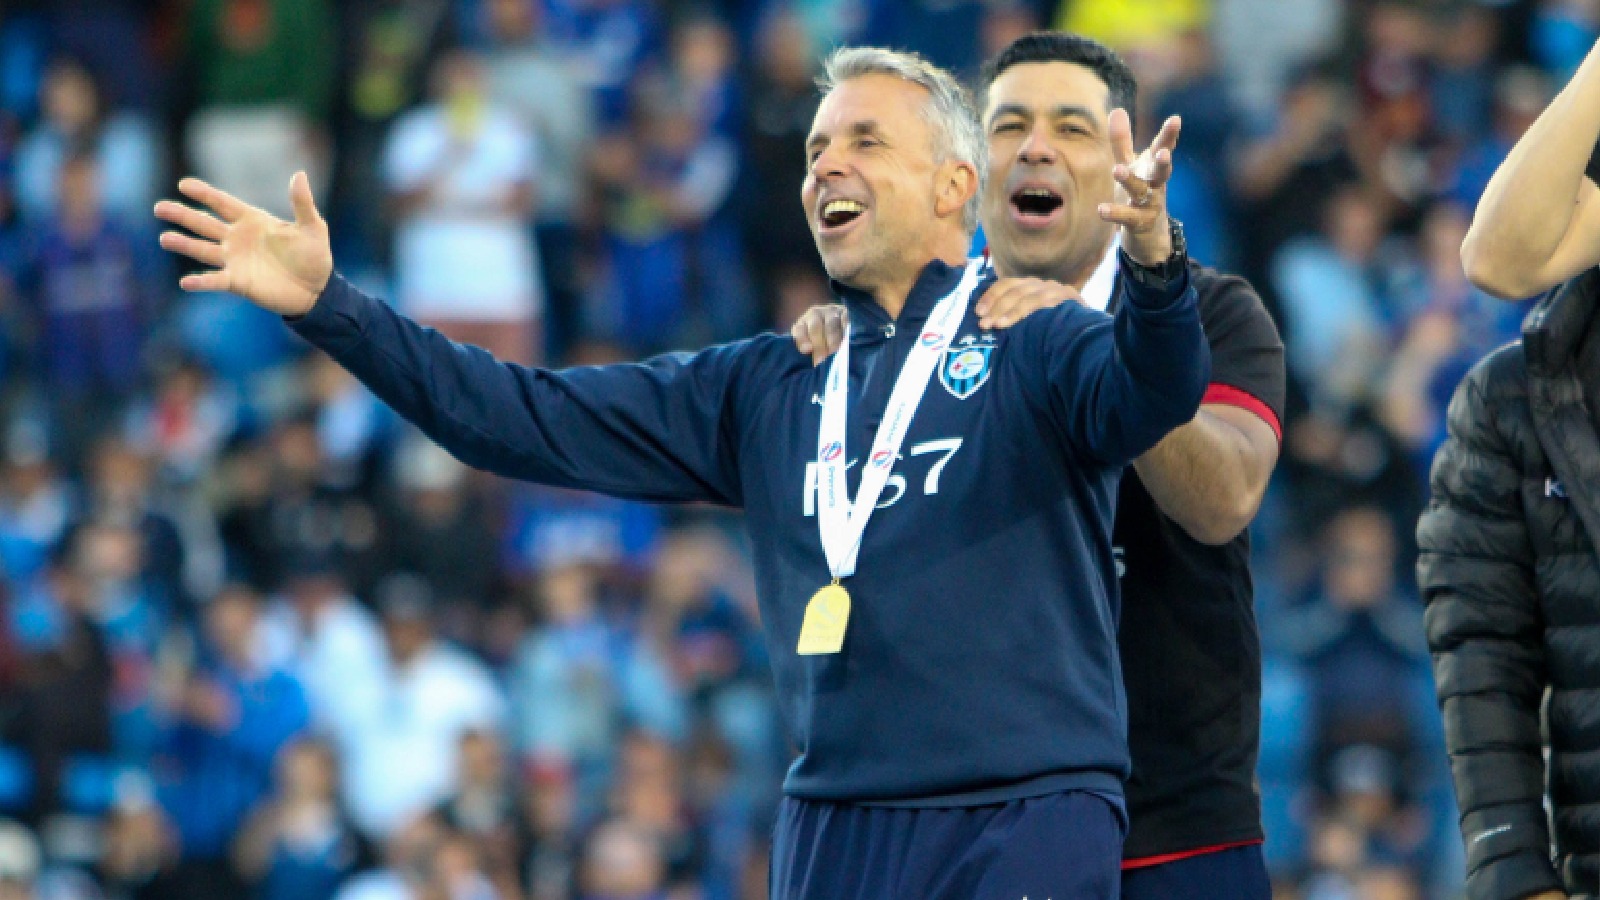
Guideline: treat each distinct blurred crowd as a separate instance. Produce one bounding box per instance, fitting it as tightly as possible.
[0,0,1586,897]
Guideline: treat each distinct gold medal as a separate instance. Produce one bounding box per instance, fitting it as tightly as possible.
[797,581,852,655]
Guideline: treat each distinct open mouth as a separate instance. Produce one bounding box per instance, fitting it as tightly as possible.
[1010,187,1065,225]
[820,199,867,232]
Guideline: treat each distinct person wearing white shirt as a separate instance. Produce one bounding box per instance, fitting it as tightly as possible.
[256,559,389,740]
[339,574,508,840]
[383,52,542,365]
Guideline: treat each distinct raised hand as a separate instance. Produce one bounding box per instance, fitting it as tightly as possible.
[154,173,333,317]
[1098,110,1182,267]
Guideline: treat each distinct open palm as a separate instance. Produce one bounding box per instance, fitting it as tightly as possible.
[154,173,333,317]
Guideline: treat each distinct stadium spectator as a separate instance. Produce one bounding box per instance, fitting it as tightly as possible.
[38,0,163,115]
[329,0,458,270]
[434,730,528,899]
[510,553,684,820]
[576,817,668,900]
[382,51,543,365]
[1269,507,1435,770]
[378,437,497,643]
[736,10,823,316]
[256,555,387,737]
[153,583,309,898]
[480,0,595,359]
[13,59,160,228]
[589,70,751,353]
[1230,60,1359,314]
[0,425,72,585]
[1270,186,1391,419]
[20,151,160,459]
[330,812,445,900]
[181,0,336,220]
[97,800,185,900]
[1380,203,1527,474]
[233,738,368,900]
[337,573,505,840]
[83,438,187,609]
[3,549,112,821]
[126,359,239,488]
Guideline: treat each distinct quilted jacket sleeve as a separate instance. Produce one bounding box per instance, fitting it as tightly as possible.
[1417,354,1562,900]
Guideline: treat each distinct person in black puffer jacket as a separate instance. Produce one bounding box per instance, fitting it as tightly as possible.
[1419,264,1600,900]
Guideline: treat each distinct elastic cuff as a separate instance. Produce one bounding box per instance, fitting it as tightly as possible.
[286,273,367,348]
[1467,849,1562,900]
[1116,254,1193,314]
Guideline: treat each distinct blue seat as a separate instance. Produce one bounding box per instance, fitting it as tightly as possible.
[0,745,33,812]
[60,755,117,815]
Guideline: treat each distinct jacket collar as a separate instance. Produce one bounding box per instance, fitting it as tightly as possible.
[1522,266,1600,376]
[831,259,971,342]
[1523,266,1600,565]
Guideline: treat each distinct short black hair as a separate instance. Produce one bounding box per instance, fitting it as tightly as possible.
[981,31,1138,125]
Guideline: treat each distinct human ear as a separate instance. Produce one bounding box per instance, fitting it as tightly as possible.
[934,159,978,221]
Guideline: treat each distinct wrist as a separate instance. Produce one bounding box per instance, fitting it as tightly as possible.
[1122,217,1188,289]
[1123,221,1174,267]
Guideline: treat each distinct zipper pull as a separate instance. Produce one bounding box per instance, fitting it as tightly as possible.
[883,323,896,338]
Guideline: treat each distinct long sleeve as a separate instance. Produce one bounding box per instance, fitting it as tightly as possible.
[1416,364,1560,900]
[290,276,747,505]
[1017,258,1210,467]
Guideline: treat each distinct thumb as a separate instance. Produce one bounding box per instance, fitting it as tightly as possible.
[289,172,322,227]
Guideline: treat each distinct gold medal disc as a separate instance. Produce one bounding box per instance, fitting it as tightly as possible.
[797,583,852,655]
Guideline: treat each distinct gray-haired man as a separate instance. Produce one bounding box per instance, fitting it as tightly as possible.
[155,48,1207,899]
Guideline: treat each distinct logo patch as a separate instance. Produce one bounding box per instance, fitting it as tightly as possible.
[940,337,994,399]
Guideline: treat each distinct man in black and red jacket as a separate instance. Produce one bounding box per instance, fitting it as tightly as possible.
[794,32,1286,899]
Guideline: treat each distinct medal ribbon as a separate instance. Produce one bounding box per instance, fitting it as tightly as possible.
[816,259,985,579]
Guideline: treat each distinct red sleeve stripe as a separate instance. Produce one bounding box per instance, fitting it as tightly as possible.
[1202,383,1282,443]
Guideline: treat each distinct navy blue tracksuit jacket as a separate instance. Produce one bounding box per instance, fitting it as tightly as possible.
[290,257,1209,807]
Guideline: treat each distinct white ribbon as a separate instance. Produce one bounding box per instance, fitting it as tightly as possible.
[816,259,986,579]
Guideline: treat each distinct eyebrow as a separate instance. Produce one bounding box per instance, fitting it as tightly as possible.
[987,103,1101,128]
[807,120,886,152]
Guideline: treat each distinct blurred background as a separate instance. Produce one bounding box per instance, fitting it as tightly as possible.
[0,0,1579,897]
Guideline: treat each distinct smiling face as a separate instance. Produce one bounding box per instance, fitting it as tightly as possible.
[802,73,973,299]
[980,61,1118,283]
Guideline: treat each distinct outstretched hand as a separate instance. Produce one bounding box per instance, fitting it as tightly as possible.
[154,173,333,317]
[1098,109,1182,267]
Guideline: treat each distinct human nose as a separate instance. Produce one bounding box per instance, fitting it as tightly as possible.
[1017,127,1058,165]
[810,144,847,179]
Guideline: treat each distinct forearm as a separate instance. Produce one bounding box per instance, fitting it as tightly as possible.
[1080,264,1210,464]
[1462,39,1600,297]
[289,275,742,503]
[1419,379,1559,900]
[1131,408,1270,545]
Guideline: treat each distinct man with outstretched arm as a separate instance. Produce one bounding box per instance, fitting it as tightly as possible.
[157,47,1208,900]
[794,33,1284,899]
